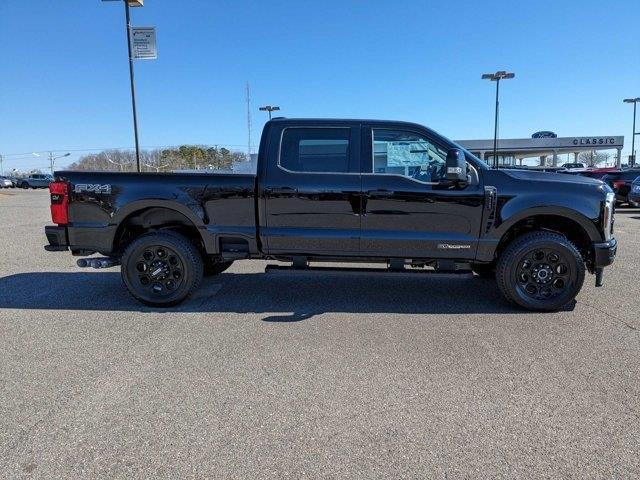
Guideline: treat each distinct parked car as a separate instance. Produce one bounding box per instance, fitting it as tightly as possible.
[601,169,640,207]
[559,162,586,171]
[44,118,617,312]
[19,174,53,189]
[628,176,640,206]
[0,176,14,188]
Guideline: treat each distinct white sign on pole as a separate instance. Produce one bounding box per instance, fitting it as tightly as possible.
[131,27,157,60]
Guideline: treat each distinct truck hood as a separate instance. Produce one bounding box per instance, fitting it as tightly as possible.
[502,169,604,186]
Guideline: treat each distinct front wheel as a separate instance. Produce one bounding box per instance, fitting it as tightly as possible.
[121,231,204,307]
[496,231,585,311]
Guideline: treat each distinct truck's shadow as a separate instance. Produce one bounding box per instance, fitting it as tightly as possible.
[0,271,555,320]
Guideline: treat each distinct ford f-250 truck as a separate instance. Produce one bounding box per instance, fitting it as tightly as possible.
[44,118,617,311]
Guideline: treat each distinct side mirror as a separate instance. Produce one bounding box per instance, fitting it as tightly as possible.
[445,148,467,184]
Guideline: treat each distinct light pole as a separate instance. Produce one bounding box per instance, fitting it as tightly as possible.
[623,97,640,167]
[102,0,144,172]
[259,105,280,120]
[34,152,70,175]
[482,70,515,168]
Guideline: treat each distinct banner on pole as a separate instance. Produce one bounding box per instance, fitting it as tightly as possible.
[131,27,157,60]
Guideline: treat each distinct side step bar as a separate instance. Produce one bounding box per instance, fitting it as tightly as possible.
[265,264,473,279]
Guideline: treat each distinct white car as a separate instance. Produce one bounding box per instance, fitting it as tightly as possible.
[0,176,14,188]
[559,162,587,171]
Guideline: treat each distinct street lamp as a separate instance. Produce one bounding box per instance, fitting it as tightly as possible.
[623,97,640,167]
[259,105,281,120]
[102,0,145,172]
[482,70,515,168]
[33,152,70,175]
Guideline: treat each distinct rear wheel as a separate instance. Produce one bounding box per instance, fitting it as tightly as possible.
[21,182,29,189]
[121,231,203,307]
[496,231,585,311]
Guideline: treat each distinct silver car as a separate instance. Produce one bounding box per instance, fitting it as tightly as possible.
[0,176,14,188]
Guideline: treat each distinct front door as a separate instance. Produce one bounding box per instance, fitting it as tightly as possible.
[261,124,362,255]
[360,126,484,259]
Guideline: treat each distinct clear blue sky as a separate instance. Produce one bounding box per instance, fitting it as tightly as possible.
[0,0,638,171]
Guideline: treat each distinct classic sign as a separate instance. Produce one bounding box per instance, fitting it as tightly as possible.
[572,138,616,146]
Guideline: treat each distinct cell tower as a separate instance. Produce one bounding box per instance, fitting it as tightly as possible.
[246,82,252,158]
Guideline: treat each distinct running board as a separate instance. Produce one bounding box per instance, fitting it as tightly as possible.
[264,265,473,279]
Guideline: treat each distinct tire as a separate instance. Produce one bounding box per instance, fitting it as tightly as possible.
[121,231,204,307]
[21,182,29,189]
[472,263,495,279]
[204,259,233,276]
[496,231,585,311]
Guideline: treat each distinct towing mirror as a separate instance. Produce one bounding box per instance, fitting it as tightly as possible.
[445,148,467,184]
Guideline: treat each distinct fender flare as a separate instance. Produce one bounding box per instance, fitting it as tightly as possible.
[494,205,601,242]
[111,200,217,254]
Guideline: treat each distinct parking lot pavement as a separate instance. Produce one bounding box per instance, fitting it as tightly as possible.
[0,189,639,478]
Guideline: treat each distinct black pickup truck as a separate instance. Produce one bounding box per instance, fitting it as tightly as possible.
[45,118,617,311]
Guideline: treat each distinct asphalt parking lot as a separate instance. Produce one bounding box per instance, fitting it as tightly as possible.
[1,188,639,478]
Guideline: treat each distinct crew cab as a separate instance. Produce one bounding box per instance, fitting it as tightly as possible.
[44,118,617,311]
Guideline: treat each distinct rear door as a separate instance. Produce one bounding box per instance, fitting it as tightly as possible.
[260,123,362,255]
[360,125,485,259]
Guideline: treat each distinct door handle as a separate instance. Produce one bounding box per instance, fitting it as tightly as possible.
[265,187,298,195]
[368,189,395,197]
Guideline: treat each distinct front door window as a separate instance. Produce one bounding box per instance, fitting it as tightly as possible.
[372,129,447,183]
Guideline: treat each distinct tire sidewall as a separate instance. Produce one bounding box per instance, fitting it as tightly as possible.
[499,234,585,311]
[122,232,202,307]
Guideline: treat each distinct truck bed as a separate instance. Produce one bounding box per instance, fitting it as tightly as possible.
[54,170,257,256]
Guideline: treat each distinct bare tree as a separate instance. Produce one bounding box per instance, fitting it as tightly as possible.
[578,150,611,167]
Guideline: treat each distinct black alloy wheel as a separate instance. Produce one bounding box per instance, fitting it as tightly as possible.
[121,231,203,307]
[496,231,585,311]
[515,247,571,302]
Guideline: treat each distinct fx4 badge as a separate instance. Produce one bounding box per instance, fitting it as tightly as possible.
[74,184,112,195]
[437,243,471,250]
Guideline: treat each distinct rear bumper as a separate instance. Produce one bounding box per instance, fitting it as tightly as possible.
[593,238,617,267]
[44,226,69,251]
[44,224,116,255]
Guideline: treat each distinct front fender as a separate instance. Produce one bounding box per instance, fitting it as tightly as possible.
[475,194,603,262]
[496,201,601,243]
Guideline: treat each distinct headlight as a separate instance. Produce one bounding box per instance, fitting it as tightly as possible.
[603,192,615,240]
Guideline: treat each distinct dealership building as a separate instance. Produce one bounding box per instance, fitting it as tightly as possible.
[456,135,625,167]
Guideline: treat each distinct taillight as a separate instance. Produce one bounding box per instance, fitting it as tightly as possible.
[613,180,625,190]
[49,181,69,225]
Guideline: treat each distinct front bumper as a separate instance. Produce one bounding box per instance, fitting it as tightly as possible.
[593,238,617,268]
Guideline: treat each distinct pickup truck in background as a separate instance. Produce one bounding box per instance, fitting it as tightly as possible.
[44,118,617,311]
[20,173,53,189]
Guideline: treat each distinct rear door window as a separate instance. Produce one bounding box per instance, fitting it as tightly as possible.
[280,128,352,173]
